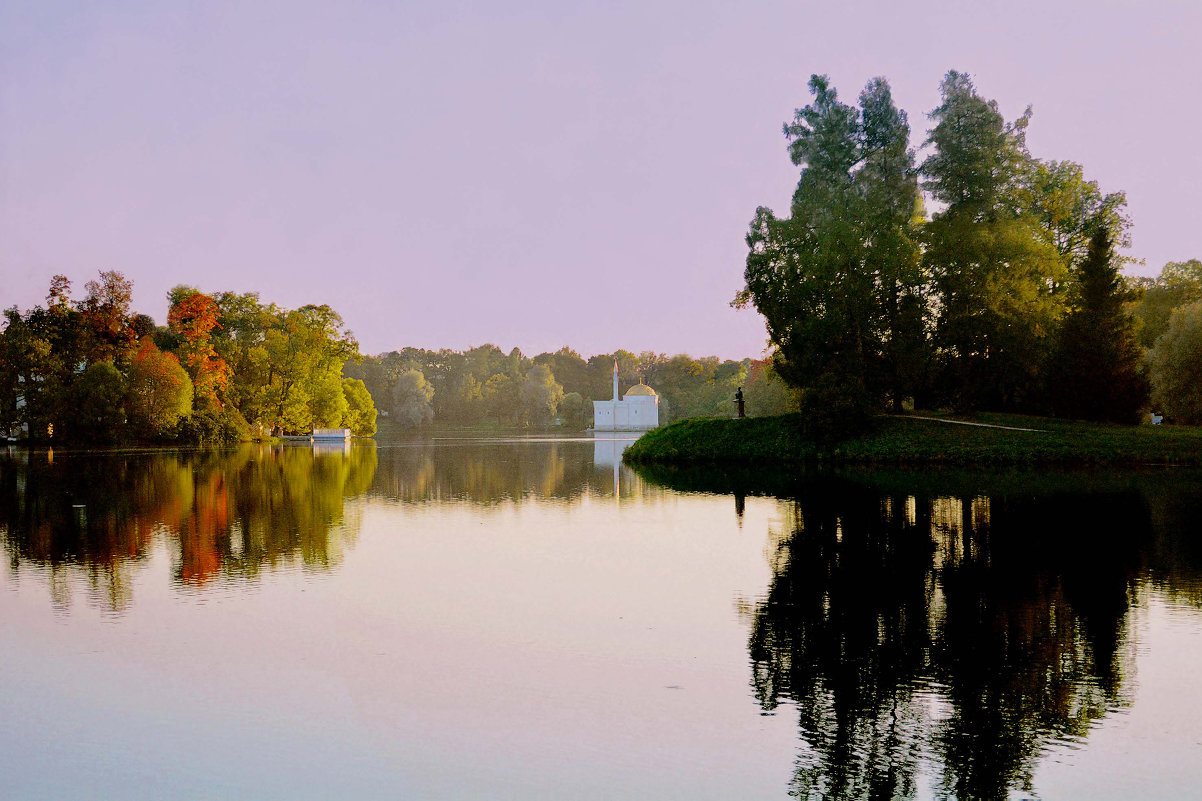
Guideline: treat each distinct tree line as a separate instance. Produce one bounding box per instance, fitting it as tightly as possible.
[345,346,797,430]
[738,71,1202,432]
[0,272,377,443]
[1,271,802,443]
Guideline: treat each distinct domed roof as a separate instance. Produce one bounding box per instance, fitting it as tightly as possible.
[624,381,657,397]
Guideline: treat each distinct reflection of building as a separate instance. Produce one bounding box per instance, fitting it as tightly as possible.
[592,360,659,431]
[592,434,638,496]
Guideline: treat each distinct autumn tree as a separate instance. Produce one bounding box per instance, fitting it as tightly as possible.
[125,339,193,438]
[80,270,137,365]
[168,289,231,409]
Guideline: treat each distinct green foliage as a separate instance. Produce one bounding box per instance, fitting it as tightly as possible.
[176,406,251,445]
[1133,259,1202,347]
[67,361,126,443]
[341,377,377,436]
[1148,301,1202,424]
[0,273,367,443]
[519,364,563,426]
[1049,228,1148,423]
[739,74,924,424]
[626,412,1202,467]
[391,368,434,428]
[922,72,1066,411]
[125,339,193,439]
[558,391,586,429]
[742,359,798,417]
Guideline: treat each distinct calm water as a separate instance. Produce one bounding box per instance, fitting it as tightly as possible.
[2,438,1202,800]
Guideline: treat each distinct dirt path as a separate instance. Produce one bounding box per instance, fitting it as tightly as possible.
[889,414,1046,433]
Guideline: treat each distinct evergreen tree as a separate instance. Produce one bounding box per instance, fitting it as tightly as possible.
[921,71,1064,411]
[738,75,925,431]
[1049,228,1148,423]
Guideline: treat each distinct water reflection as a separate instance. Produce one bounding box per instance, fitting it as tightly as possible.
[637,465,1202,800]
[0,437,657,610]
[0,443,377,610]
[369,436,650,505]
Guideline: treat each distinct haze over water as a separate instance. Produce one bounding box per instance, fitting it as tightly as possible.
[3,438,1202,799]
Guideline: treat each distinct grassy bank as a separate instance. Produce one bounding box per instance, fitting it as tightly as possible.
[623,412,1202,467]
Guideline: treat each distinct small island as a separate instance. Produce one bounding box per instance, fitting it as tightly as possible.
[623,412,1202,467]
[631,71,1202,470]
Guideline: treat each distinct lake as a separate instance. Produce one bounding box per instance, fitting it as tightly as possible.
[2,437,1201,799]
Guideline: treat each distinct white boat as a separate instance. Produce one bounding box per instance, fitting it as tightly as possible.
[311,428,352,441]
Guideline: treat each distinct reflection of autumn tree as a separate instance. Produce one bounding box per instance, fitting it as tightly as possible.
[743,477,1159,801]
[0,444,378,608]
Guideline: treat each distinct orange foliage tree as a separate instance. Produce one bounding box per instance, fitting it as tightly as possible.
[168,292,231,409]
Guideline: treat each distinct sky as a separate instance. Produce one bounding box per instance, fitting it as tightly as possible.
[2,0,1200,360]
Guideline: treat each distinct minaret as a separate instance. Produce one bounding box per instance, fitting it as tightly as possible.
[612,358,619,402]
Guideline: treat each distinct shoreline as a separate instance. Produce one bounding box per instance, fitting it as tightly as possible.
[622,413,1202,467]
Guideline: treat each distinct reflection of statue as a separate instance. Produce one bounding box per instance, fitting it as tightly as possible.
[743,477,1149,800]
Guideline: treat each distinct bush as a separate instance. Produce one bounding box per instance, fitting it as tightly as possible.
[175,406,251,445]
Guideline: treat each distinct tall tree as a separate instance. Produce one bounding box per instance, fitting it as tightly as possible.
[921,71,1064,411]
[80,270,136,366]
[168,290,231,409]
[1049,228,1148,423]
[392,368,434,428]
[738,74,924,428]
[125,339,193,438]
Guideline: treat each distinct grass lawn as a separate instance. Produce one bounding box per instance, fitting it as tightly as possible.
[622,412,1202,466]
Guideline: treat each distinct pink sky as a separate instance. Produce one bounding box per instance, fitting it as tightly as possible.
[3,1,1199,359]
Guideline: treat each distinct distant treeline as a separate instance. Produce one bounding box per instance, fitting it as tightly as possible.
[345,347,797,429]
[0,273,376,443]
[0,271,796,443]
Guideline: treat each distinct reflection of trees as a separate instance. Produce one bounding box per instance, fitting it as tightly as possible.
[738,473,1189,801]
[0,443,377,610]
[369,440,657,505]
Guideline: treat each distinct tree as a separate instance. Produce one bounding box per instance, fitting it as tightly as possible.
[392,369,434,428]
[743,358,799,417]
[558,391,586,428]
[738,74,923,431]
[1133,259,1202,347]
[125,339,193,438]
[68,361,126,442]
[1049,228,1148,423]
[1025,160,1132,275]
[519,364,563,426]
[482,373,519,424]
[263,304,359,433]
[1148,300,1202,423]
[80,271,136,365]
[921,71,1064,411]
[341,377,377,436]
[168,290,231,409]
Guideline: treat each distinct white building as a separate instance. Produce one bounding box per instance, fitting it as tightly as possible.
[593,361,659,431]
